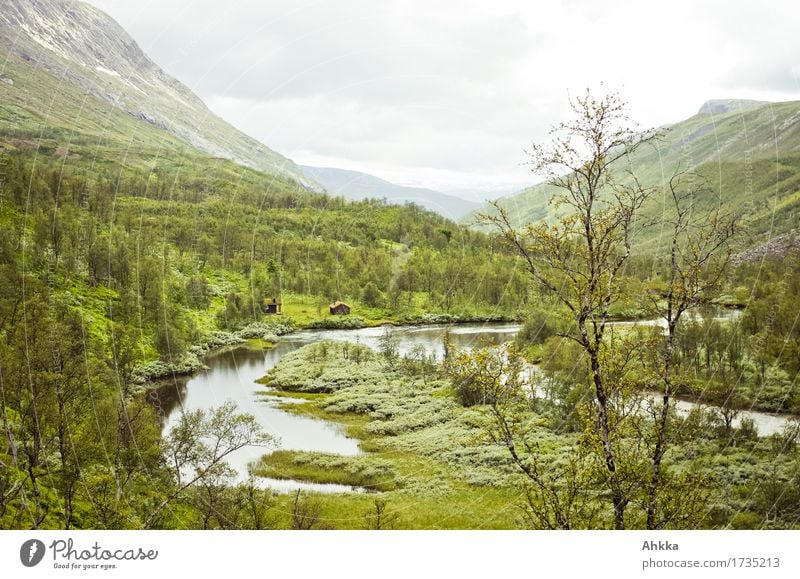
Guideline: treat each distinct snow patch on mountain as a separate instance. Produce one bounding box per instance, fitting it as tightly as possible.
[95,65,120,77]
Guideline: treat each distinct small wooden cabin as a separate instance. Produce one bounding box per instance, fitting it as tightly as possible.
[329,301,350,315]
[263,297,282,314]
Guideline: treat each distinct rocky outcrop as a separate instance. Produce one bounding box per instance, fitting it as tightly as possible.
[733,230,800,265]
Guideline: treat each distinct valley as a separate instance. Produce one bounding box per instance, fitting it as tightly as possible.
[1,0,799,532]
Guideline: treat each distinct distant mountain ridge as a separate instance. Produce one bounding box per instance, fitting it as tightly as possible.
[471,99,800,251]
[300,165,482,219]
[697,99,769,115]
[0,0,314,187]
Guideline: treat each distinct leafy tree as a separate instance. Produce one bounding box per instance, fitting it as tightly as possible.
[643,170,736,529]
[362,281,383,307]
[154,314,188,361]
[448,343,601,528]
[186,275,212,309]
[364,498,398,530]
[144,402,273,528]
[448,343,526,407]
[482,89,657,528]
[378,328,399,368]
[289,489,328,530]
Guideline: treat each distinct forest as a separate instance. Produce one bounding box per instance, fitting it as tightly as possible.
[0,143,529,528]
[1,91,800,530]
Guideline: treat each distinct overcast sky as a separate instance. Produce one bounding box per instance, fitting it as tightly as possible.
[85,0,799,200]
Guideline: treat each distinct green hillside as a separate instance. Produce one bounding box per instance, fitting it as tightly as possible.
[0,0,314,186]
[0,17,527,529]
[474,100,800,251]
[0,48,528,335]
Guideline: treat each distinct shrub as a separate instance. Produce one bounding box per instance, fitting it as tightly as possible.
[306,316,367,329]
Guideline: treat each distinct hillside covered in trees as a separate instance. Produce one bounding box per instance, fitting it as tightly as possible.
[2,0,800,533]
[0,0,530,529]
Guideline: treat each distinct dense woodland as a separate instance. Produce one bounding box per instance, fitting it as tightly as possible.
[1,101,800,528]
[0,148,529,528]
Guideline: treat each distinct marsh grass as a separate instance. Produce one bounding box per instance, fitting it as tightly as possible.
[252,451,399,491]
[251,340,564,527]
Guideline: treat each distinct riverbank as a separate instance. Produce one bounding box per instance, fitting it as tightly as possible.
[138,290,731,390]
[143,309,799,438]
[133,320,291,385]
[250,339,800,529]
[315,312,522,329]
[255,340,529,528]
[134,306,522,386]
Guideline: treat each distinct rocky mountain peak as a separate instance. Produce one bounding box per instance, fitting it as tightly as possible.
[697,99,769,115]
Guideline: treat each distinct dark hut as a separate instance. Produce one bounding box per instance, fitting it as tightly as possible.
[263,297,282,314]
[329,301,350,315]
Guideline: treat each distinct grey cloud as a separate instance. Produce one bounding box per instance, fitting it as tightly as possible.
[90,0,536,103]
[718,61,800,94]
[85,0,800,194]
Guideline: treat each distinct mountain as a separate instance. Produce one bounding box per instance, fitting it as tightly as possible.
[0,0,314,187]
[472,99,800,249]
[300,165,481,219]
[697,99,768,115]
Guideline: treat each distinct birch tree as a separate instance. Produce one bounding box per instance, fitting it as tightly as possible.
[644,171,737,529]
[482,89,656,528]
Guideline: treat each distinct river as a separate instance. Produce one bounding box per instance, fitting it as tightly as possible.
[147,323,519,489]
[148,315,794,489]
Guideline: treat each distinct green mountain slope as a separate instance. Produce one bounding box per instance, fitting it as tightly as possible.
[0,0,528,345]
[473,99,800,250]
[0,0,316,187]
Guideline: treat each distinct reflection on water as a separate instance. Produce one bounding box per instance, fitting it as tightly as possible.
[256,477,367,494]
[148,314,792,491]
[147,322,521,489]
[672,399,793,437]
[285,322,521,361]
[148,345,362,488]
[609,307,743,330]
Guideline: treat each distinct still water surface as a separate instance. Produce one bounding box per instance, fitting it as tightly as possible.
[148,323,519,489]
[149,318,793,489]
